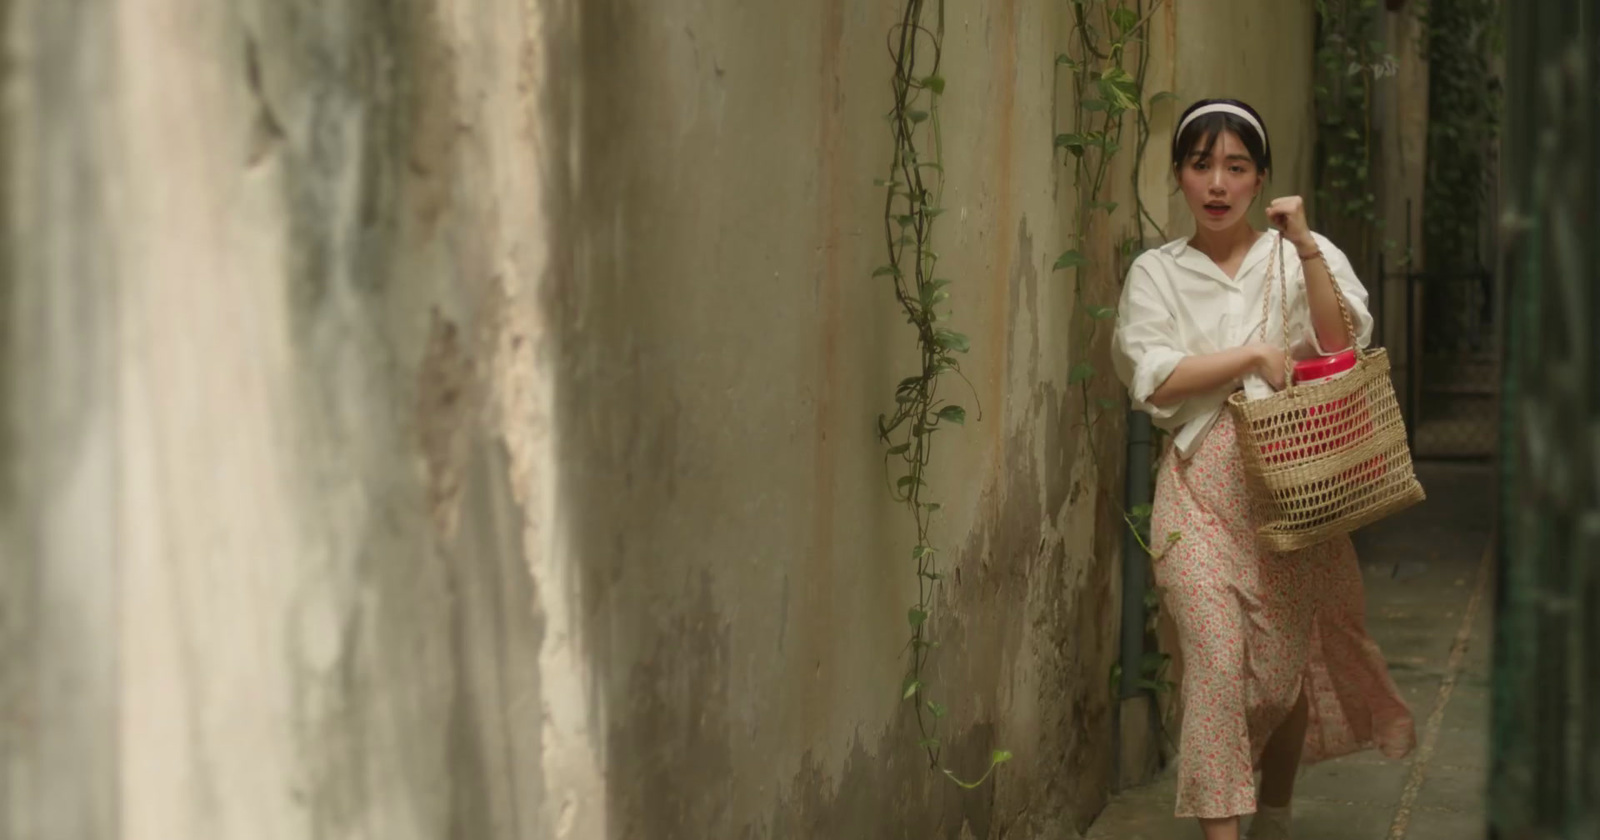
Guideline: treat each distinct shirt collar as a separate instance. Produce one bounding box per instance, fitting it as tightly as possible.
[1168,232,1277,288]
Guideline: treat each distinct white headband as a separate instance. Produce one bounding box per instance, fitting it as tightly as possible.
[1176,103,1268,157]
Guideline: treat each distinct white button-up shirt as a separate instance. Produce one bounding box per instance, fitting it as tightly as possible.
[1111,231,1374,459]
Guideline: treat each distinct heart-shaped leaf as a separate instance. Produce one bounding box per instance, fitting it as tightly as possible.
[1054,250,1089,270]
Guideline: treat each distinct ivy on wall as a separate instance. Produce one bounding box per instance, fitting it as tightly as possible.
[1312,0,1389,265]
[1419,0,1501,273]
[1052,0,1180,711]
[1313,0,1502,275]
[873,0,1011,789]
[872,0,1190,787]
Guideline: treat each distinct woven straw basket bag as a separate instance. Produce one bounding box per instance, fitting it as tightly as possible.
[1225,234,1425,552]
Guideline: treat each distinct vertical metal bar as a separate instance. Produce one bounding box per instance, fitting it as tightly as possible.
[1407,267,1418,450]
[1118,408,1154,699]
[1403,199,1417,448]
[1375,251,1387,350]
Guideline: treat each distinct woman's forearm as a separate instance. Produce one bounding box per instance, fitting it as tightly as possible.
[1149,344,1274,408]
[1295,237,1353,352]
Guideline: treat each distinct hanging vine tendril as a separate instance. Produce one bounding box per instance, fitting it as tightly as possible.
[874,0,1009,789]
[1053,0,1181,708]
[1054,0,1167,440]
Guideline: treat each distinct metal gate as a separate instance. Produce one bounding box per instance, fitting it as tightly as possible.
[1405,268,1500,460]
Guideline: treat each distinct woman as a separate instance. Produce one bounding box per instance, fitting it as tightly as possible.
[1111,99,1416,840]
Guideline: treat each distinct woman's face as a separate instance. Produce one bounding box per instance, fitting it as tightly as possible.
[1177,129,1263,233]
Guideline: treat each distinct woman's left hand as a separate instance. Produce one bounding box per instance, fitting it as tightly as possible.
[1265,196,1314,250]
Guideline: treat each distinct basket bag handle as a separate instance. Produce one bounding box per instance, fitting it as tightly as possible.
[1258,232,1360,388]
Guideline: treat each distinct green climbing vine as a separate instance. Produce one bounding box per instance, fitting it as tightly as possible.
[1312,0,1394,264]
[1113,501,1181,748]
[874,0,1010,789]
[1054,0,1167,438]
[1052,0,1178,702]
[875,0,1210,784]
[1126,0,1169,254]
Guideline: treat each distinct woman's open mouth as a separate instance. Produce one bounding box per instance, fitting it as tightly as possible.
[1203,203,1230,218]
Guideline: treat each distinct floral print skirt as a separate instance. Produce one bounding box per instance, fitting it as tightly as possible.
[1150,412,1417,819]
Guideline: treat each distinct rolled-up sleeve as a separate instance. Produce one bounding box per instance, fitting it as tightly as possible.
[1113,258,1187,421]
[1294,233,1374,357]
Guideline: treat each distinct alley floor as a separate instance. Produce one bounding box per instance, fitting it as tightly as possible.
[1087,462,1497,840]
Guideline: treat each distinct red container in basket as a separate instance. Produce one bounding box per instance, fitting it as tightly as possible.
[1263,349,1378,474]
[1296,350,1365,457]
[1295,349,1358,386]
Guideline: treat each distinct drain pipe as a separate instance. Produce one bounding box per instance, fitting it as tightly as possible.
[1118,406,1155,699]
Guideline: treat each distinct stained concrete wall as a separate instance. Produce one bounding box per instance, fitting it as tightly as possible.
[543,2,1125,835]
[1140,0,1319,241]
[3,2,587,837]
[1,2,1313,839]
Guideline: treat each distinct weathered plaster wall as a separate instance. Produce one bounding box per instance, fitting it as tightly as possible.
[549,2,1125,835]
[2,2,1315,838]
[1141,0,1320,241]
[4,1,591,837]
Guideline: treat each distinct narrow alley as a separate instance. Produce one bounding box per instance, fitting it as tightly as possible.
[1089,461,1496,840]
[18,0,1591,838]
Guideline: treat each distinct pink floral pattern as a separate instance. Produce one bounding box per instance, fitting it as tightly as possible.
[1150,413,1417,819]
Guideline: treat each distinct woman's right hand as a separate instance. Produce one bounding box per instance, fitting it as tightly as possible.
[1148,342,1292,408]
[1249,342,1291,390]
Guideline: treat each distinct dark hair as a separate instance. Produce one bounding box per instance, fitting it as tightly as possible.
[1170,98,1272,175]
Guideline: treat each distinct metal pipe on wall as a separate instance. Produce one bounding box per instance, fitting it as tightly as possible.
[1118,408,1155,699]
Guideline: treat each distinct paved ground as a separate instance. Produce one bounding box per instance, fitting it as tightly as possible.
[1087,462,1497,840]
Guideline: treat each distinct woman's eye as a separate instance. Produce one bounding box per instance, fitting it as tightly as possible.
[1231,166,1246,174]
